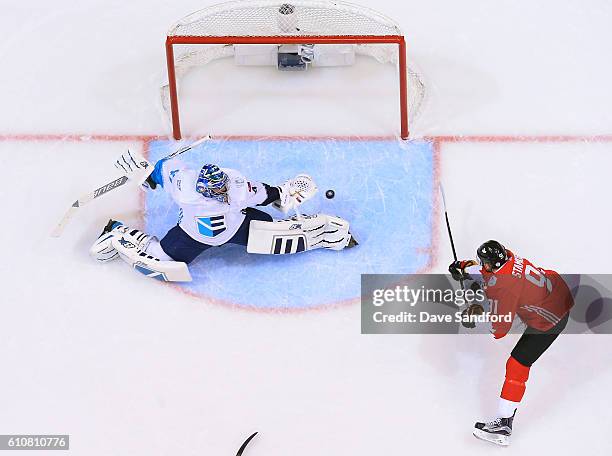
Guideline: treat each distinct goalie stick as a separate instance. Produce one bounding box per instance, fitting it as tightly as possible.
[51,135,212,237]
[51,175,129,237]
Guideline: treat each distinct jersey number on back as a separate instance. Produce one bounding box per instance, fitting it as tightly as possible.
[525,265,553,292]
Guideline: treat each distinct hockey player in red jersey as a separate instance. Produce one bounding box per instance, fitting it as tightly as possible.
[449,240,574,446]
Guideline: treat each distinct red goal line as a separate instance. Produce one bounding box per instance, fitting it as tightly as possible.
[1,133,612,144]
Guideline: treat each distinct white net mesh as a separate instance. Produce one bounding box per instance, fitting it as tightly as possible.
[161,44,426,126]
[162,1,426,135]
[168,0,402,37]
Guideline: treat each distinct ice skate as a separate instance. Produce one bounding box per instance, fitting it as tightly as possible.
[473,410,515,446]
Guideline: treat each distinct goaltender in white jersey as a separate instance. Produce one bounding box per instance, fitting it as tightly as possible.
[163,161,269,246]
[89,147,357,282]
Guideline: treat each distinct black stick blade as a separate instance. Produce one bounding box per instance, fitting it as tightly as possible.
[236,432,258,456]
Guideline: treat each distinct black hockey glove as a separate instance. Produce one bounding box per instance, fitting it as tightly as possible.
[258,183,281,206]
[448,260,478,282]
[461,303,484,329]
[144,175,158,190]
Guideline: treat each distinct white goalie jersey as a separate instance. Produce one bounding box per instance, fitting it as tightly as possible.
[159,158,268,246]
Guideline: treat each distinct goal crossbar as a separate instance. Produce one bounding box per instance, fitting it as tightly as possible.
[165,34,409,140]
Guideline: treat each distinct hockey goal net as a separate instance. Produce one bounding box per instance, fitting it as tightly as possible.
[163,0,425,139]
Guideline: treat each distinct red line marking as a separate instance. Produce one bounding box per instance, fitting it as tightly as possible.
[417,138,442,273]
[168,281,359,314]
[11,131,610,310]
[427,134,612,143]
[138,138,155,230]
[0,133,163,142]
[3,132,612,143]
[209,134,398,141]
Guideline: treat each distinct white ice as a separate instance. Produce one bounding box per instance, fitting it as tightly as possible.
[1,1,611,455]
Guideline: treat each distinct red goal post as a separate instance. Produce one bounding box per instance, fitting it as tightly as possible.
[164,1,422,140]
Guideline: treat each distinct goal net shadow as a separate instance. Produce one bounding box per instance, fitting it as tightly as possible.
[144,137,436,310]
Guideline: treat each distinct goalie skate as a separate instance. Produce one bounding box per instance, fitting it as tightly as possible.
[89,219,123,262]
[111,235,192,282]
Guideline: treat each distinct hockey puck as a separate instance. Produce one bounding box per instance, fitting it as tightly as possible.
[325,189,335,199]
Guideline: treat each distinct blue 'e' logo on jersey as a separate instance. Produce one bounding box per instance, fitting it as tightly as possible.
[195,215,227,237]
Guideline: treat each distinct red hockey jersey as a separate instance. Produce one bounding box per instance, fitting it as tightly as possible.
[480,250,574,338]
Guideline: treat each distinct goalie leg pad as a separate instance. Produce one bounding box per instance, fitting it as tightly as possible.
[246,213,351,254]
[90,220,191,281]
[89,220,152,262]
[111,235,192,282]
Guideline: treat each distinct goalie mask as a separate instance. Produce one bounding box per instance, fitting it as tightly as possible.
[196,164,229,203]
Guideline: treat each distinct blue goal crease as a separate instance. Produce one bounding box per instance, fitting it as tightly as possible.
[144,138,435,309]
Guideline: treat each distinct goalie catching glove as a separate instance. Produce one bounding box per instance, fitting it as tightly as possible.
[273,174,318,213]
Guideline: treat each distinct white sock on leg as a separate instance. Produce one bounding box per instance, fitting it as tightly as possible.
[498,398,519,418]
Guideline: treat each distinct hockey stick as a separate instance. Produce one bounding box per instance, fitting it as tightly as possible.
[50,175,129,238]
[235,432,258,456]
[439,184,464,290]
[163,134,211,160]
[51,135,212,237]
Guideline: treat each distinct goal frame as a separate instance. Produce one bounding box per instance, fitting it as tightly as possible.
[165,34,409,140]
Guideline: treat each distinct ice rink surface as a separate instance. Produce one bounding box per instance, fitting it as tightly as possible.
[1,0,611,455]
[146,138,434,308]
